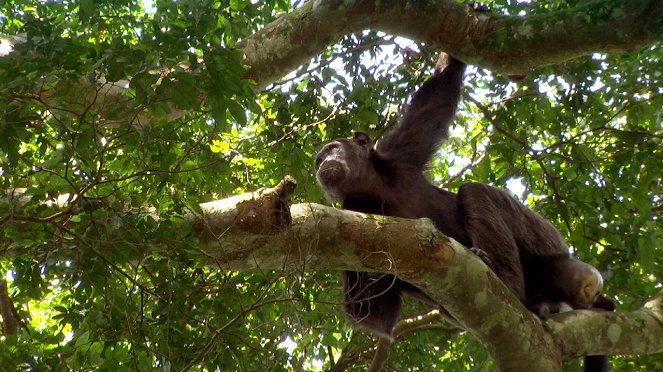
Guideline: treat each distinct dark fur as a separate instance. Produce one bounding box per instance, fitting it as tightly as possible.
[315,55,610,370]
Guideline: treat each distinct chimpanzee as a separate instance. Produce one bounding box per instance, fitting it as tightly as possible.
[314,53,612,371]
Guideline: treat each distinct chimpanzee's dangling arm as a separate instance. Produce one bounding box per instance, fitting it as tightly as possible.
[342,271,402,340]
[376,54,466,170]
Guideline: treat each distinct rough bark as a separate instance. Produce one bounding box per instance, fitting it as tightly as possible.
[548,291,663,358]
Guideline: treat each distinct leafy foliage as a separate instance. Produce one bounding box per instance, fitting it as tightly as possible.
[0,0,661,370]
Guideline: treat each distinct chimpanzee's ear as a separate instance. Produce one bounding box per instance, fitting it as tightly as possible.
[352,131,372,147]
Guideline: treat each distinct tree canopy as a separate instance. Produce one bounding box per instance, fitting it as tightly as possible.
[1,0,662,370]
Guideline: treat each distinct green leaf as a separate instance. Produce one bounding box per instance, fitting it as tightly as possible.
[74,331,90,349]
[355,106,378,125]
[79,0,95,22]
[210,139,230,153]
[227,100,247,125]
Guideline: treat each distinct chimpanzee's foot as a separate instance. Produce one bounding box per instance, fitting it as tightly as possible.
[528,301,573,319]
[470,247,494,270]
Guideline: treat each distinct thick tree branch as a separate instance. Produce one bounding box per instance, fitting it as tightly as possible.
[240,0,663,90]
[548,291,663,357]
[193,198,559,369]
[2,0,661,124]
[184,184,663,370]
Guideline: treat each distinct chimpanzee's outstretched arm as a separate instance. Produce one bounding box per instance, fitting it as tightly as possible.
[376,54,466,170]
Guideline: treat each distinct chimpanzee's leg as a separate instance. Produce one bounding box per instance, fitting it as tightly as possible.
[524,256,604,310]
[457,183,526,300]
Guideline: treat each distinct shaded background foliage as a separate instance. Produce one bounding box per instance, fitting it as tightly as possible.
[0,0,661,370]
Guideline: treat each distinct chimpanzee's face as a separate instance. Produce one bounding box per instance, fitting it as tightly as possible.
[315,132,376,201]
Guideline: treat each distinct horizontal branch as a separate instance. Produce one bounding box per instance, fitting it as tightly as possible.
[549,291,663,357]
[2,0,661,125]
[240,0,663,89]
